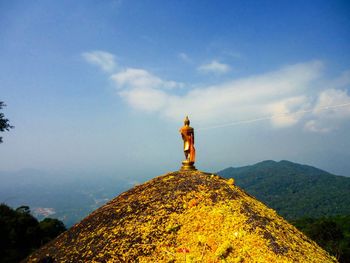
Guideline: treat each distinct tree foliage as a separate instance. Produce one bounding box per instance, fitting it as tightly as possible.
[292,215,350,263]
[0,203,66,263]
[0,101,14,143]
[39,218,66,243]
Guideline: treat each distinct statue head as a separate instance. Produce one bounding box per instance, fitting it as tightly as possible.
[184,116,190,126]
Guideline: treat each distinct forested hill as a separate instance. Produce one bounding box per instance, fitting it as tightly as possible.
[218,160,350,220]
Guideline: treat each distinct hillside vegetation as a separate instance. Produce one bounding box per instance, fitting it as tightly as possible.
[218,160,350,219]
[0,204,66,263]
[292,215,350,263]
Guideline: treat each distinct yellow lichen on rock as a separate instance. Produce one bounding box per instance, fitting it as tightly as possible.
[227,178,235,185]
[25,171,337,263]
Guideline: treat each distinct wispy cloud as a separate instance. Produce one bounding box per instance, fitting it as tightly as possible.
[267,96,310,127]
[305,89,350,133]
[198,60,230,74]
[83,50,350,132]
[330,70,350,88]
[223,51,242,59]
[178,52,192,63]
[112,60,322,125]
[111,68,182,90]
[82,51,116,72]
[111,68,183,112]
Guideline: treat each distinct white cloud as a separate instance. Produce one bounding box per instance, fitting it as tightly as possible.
[304,120,332,133]
[111,60,323,126]
[198,60,230,74]
[82,51,116,72]
[314,89,350,114]
[267,96,310,127]
[305,89,350,132]
[111,68,182,112]
[82,51,350,132]
[111,68,182,90]
[119,87,170,112]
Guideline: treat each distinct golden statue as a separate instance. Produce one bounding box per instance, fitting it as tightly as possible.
[179,116,196,170]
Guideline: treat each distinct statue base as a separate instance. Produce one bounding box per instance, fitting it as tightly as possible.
[180,160,197,171]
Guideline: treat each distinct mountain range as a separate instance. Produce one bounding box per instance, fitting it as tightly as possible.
[218,160,350,220]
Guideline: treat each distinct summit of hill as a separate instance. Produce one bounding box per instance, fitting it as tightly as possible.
[26,170,336,262]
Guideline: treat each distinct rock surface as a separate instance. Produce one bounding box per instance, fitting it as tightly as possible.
[26,170,337,262]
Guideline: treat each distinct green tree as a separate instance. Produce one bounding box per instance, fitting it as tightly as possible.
[0,204,66,262]
[292,216,350,263]
[0,101,14,143]
[39,218,66,244]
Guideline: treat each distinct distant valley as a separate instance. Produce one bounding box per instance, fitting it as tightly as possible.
[0,170,129,227]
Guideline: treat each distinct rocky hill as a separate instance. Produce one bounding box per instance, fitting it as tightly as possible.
[26,170,336,262]
[218,160,350,219]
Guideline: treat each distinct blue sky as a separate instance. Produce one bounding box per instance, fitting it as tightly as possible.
[1,0,350,180]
